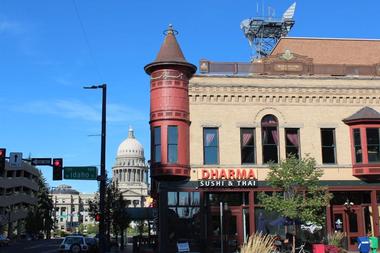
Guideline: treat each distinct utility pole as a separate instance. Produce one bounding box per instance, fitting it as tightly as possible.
[84,84,107,253]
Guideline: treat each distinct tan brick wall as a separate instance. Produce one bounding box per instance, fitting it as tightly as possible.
[188,75,380,182]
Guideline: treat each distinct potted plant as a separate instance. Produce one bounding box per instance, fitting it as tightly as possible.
[326,232,345,253]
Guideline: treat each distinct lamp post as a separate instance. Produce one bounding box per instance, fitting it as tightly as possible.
[83,84,107,253]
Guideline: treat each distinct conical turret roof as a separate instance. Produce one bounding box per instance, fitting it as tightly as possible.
[154,25,187,63]
[145,25,196,75]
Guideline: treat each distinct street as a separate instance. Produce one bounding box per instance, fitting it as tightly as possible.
[0,239,62,253]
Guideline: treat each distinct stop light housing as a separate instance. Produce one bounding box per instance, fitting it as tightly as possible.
[95,213,100,222]
[52,158,63,180]
[0,148,5,172]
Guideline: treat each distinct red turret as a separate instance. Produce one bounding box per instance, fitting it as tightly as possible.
[145,25,196,180]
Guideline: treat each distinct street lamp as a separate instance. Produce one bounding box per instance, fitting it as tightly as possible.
[344,198,354,212]
[83,84,107,253]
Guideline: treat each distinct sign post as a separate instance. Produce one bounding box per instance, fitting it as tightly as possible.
[9,152,22,168]
[31,158,52,166]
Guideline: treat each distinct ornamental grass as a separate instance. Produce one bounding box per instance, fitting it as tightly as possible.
[327,232,345,247]
[240,233,276,253]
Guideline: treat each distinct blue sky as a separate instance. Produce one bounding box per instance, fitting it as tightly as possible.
[1,0,379,193]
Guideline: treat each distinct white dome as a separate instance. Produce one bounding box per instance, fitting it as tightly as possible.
[117,127,144,158]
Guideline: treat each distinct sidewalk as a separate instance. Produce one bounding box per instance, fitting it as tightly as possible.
[109,243,133,253]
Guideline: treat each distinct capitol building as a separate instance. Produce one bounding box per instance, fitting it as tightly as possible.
[112,127,149,207]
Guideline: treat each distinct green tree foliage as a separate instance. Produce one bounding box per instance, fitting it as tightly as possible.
[25,171,54,238]
[88,180,130,249]
[258,156,332,252]
[86,224,98,235]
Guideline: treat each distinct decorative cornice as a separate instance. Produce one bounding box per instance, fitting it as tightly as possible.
[189,85,380,105]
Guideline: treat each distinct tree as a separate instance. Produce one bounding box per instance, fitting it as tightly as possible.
[258,155,332,253]
[88,180,130,249]
[25,171,54,238]
[112,193,130,250]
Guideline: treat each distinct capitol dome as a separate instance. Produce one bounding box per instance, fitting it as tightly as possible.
[113,127,149,208]
[117,127,144,158]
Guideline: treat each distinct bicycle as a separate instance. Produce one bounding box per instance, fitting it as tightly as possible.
[291,243,310,253]
[276,243,310,253]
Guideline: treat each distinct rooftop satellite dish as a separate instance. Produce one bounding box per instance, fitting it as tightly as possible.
[240,2,296,60]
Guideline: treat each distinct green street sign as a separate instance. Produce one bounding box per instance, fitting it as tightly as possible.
[64,166,98,180]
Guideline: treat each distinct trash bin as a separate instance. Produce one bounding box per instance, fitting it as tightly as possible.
[312,244,325,253]
[358,236,370,253]
[369,236,378,253]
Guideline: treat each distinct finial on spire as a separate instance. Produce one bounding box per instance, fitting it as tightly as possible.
[164,24,178,36]
[128,126,135,138]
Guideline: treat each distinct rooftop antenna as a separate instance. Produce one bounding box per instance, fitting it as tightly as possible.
[240,2,296,61]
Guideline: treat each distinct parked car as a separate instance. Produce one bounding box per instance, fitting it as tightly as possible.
[59,235,88,253]
[0,235,10,246]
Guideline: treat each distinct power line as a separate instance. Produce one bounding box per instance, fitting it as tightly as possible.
[72,0,104,82]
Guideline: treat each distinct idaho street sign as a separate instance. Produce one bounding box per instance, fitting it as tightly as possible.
[64,166,98,180]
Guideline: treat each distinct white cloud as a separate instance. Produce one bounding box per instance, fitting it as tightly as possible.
[10,99,147,123]
[0,18,22,34]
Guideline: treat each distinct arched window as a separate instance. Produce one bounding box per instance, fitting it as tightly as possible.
[261,114,279,163]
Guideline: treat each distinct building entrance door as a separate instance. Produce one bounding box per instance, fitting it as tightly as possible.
[208,206,244,253]
[332,207,364,251]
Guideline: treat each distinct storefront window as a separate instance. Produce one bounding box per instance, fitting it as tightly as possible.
[168,192,177,206]
[255,207,285,236]
[203,128,219,165]
[207,192,249,206]
[179,192,189,206]
[190,192,200,206]
[167,191,201,245]
[331,191,371,205]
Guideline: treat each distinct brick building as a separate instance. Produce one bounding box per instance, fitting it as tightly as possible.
[145,28,380,252]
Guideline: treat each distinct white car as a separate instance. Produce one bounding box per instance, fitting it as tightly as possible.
[59,236,88,253]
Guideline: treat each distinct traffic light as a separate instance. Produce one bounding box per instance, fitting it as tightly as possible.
[0,148,5,172]
[52,158,63,180]
[95,213,101,222]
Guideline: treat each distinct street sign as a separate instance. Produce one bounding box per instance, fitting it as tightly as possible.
[31,158,52,166]
[64,166,98,180]
[9,152,22,168]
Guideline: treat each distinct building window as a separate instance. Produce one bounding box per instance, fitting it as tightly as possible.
[168,126,178,163]
[366,128,380,163]
[285,128,300,159]
[203,128,219,165]
[321,128,336,164]
[241,128,255,164]
[167,191,201,243]
[353,129,362,163]
[153,126,161,163]
[261,115,279,163]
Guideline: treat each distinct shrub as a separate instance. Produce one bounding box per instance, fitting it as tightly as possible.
[240,233,276,253]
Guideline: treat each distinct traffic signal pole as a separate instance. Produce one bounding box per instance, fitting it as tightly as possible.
[84,84,107,253]
[99,84,107,253]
